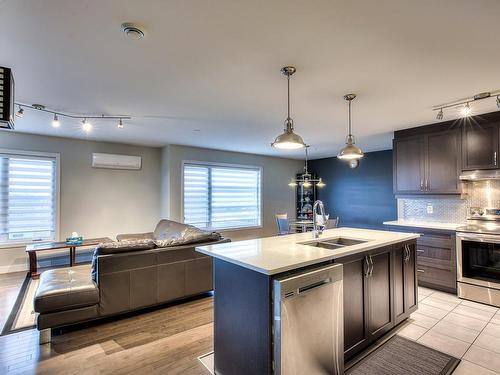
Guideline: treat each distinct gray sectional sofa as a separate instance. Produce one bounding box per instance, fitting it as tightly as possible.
[34,220,229,344]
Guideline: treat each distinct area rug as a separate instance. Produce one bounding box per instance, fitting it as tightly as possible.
[346,335,460,375]
[198,352,214,374]
[1,274,39,336]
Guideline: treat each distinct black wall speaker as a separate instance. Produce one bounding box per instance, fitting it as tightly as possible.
[0,67,15,130]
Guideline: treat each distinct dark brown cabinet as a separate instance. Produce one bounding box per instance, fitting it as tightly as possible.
[393,129,461,195]
[393,242,418,325]
[340,255,369,359]
[393,136,424,193]
[336,244,411,361]
[462,122,499,170]
[426,130,461,193]
[367,248,393,340]
[386,225,457,294]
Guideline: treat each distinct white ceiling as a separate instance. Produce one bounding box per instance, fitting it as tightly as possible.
[1,0,500,159]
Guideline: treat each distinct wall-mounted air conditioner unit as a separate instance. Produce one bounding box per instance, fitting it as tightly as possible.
[91,153,142,170]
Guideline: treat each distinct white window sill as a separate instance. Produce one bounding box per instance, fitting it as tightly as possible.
[0,239,56,249]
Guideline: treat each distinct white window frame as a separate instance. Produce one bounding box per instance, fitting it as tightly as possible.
[181,160,263,232]
[0,148,61,248]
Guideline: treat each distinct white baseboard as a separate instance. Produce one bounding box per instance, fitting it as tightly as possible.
[0,263,28,274]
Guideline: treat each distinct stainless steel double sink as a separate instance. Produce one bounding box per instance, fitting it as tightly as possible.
[298,237,369,250]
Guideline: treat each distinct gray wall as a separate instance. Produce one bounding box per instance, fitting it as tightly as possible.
[0,133,303,272]
[310,150,397,230]
[162,144,303,240]
[0,132,162,273]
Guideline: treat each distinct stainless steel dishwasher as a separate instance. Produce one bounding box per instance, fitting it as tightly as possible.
[273,264,343,375]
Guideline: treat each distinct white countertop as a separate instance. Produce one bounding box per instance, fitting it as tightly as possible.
[383,220,463,231]
[196,227,419,275]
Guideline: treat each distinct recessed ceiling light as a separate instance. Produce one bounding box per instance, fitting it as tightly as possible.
[121,23,145,40]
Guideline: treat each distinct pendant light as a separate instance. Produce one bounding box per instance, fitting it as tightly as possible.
[287,145,325,187]
[271,66,306,150]
[338,94,364,160]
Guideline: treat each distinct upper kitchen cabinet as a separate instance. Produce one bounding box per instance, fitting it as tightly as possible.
[426,129,461,193]
[393,136,424,194]
[462,122,499,170]
[393,128,461,195]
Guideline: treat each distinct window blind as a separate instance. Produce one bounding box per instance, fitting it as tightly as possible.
[183,163,261,230]
[0,153,57,244]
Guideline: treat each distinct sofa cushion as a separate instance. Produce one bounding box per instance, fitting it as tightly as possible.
[34,266,99,314]
[116,232,154,241]
[96,239,156,254]
[90,239,157,281]
[153,219,221,247]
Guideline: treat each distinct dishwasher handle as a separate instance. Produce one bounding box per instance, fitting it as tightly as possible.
[297,278,332,294]
[276,264,343,300]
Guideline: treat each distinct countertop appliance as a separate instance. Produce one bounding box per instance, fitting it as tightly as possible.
[273,263,343,375]
[456,207,500,307]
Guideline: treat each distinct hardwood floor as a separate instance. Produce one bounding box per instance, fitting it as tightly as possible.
[0,272,213,375]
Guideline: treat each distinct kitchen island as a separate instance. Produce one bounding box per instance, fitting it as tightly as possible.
[196,227,419,375]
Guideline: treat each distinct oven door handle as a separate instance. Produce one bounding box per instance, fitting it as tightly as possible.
[457,232,500,244]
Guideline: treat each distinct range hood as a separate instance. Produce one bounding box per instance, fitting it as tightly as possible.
[460,170,500,181]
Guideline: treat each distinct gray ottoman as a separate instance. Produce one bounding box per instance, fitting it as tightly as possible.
[34,266,99,344]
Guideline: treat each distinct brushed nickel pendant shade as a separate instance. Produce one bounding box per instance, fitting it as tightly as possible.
[338,94,364,160]
[271,66,306,150]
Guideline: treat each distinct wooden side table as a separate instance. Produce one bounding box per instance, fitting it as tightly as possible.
[25,237,112,279]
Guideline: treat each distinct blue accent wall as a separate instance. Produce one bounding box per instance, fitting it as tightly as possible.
[309,150,396,230]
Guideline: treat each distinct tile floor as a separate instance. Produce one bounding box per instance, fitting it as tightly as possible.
[396,286,500,374]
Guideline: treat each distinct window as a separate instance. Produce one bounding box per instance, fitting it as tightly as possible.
[183,162,262,230]
[0,150,59,245]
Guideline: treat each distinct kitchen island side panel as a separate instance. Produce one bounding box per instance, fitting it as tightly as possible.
[214,258,273,375]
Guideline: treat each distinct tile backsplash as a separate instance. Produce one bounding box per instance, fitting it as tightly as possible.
[399,180,500,223]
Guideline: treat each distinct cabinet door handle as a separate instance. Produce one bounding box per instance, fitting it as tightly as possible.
[420,180,424,191]
[417,269,425,273]
[425,179,429,191]
[364,256,370,277]
[369,255,374,277]
[417,249,425,253]
[495,152,498,166]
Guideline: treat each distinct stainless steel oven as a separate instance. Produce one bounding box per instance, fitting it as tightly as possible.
[457,231,500,307]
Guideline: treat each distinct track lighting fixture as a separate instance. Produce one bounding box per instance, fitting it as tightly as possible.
[51,113,60,128]
[13,102,130,132]
[81,118,92,133]
[15,106,24,118]
[461,102,472,117]
[436,108,443,120]
[433,91,500,119]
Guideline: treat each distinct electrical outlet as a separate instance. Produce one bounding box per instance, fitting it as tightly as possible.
[426,203,433,214]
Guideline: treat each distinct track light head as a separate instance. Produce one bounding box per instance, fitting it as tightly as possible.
[436,108,444,120]
[461,102,472,117]
[51,114,60,128]
[117,119,124,129]
[82,118,92,133]
[16,106,24,118]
